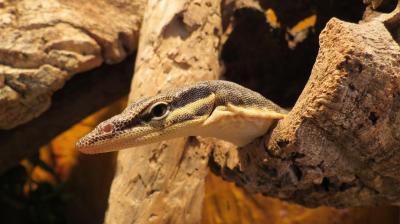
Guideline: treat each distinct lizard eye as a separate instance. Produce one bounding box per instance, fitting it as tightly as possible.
[149,102,170,120]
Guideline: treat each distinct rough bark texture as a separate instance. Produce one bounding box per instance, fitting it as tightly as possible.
[210,13,400,207]
[0,56,134,174]
[104,0,222,223]
[0,0,144,129]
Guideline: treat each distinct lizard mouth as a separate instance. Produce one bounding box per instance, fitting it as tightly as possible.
[76,124,155,154]
[76,102,212,154]
[76,132,151,154]
[76,130,118,154]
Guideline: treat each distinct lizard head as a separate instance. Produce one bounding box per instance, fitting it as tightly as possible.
[76,84,216,154]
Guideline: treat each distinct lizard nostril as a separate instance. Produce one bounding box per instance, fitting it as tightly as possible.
[102,123,114,133]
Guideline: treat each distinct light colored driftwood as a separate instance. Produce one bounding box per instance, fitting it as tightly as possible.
[210,13,400,207]
[104,0,222,223]
[0,0,144,129]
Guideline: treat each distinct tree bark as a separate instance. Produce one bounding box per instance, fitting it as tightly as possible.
[104,0,222,223]
[0,56,134,173]
[0,0,144,129]
[210,7,400,207]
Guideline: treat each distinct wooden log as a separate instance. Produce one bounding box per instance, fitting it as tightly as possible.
[0,57,134,173]
[0,0,144,129]
[211,15,400,207]
[104,0,223,223]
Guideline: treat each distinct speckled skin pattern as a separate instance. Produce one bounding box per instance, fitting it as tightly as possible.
[76,80,286,154]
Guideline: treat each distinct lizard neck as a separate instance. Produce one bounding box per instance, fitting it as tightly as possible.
[192,103,285,146]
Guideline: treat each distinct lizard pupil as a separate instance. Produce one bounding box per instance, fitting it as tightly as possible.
[150,103,169,119]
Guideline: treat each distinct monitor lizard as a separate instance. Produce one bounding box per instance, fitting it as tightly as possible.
[76,80,287,154]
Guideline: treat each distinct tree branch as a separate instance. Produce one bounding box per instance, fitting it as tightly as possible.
[104,0,223,223]
[0,57,134,173]
[211,14,400,207]
[0,0,144,129]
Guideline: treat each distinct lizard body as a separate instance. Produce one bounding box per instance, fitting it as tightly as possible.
[76,80,286,154]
